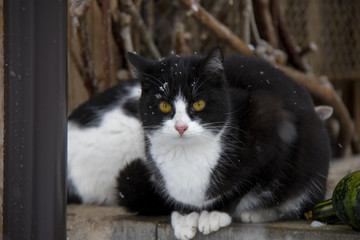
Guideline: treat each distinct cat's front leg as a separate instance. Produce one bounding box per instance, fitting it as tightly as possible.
[198,210,232,235]
[171,211,200,240]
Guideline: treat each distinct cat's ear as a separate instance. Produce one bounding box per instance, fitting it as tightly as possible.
[203,46,224,76]
[127,52,153,76]
[315,105,333,121]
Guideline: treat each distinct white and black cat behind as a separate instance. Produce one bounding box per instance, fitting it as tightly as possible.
[67,47,330,239]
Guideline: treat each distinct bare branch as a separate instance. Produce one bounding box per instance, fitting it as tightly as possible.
[102,0,112,89]
[178,0,254,56]
[117,10,134,53]
[77,20,98,95]
[271,0,308,72]
[253,0,278,48]
[120,0,161,59]
[70,0,98,95]
[68,38,83,78]
[175,21,191,55]
[238,0,252,44]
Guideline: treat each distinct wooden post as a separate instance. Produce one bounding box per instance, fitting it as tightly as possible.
[3,0,67,239]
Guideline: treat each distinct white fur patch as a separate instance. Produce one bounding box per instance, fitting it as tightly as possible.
[198,211,232,234]
[242,189,310,223]
[235,184,313,223]
[67,108,144,205]
[240,208,279,223]
[278,121,297,144]
[235,185,275,214]
[173,98,191,128]
[148,97,223,208]
[235,191,263,212]
[171,211,199,240]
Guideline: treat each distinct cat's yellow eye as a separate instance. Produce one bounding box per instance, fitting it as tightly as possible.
[193,100,206,112]
[159,101,172,113]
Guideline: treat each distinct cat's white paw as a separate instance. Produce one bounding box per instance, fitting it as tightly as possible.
[240,209,279,223]
[171,211,200,240]
[198,211,232,235]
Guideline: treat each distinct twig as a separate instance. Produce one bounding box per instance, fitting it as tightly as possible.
[143,0,155,40]
[175,21,191,55]
[250,2,288,65]
[178,0,254,56]
[117,10,134,53]
[77,20,98,95]
[238,0,252,44]
[252,0,278,48]
[120,0,161,59]
[112,15,129,69]
[271,0,307,72]
[208,1,225,19]
[173,3,191,55]
[298,42,318,57]
[95,0,127,69]
[270,0,279,28]
[70,0,98,95]
[251,6,262,45]
[102,0,112,89]
[68,38,83,78]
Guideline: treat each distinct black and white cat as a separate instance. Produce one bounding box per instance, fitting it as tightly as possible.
[67,47,330,239]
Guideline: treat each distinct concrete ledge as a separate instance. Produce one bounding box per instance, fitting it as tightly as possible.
[67,205,360,240]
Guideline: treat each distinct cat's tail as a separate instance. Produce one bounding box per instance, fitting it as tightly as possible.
[116,158,172,215]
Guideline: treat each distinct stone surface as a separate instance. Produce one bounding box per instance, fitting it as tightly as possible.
[68,205,360,240]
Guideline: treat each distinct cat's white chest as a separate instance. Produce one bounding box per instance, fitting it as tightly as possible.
[150,134,222,208]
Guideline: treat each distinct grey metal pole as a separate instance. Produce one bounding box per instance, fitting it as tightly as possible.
[3,0,67,239]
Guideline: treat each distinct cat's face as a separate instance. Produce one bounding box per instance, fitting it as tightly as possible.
[128,47,230,144]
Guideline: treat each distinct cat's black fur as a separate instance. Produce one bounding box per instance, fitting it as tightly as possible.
[116,47,330,220]
[117,158,172,215]
[68,78,140,127]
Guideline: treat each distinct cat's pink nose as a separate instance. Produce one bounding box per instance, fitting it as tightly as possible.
[175,125,188,135]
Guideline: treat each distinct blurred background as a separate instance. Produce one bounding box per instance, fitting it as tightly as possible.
[68,0,360,157]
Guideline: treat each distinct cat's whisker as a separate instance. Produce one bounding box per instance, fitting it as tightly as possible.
[141,72,163,88]
[193,78,211,96]
[141,72,171,97]
[160,72,171,96]
[192,73,214,96]
[191,71,207,96]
